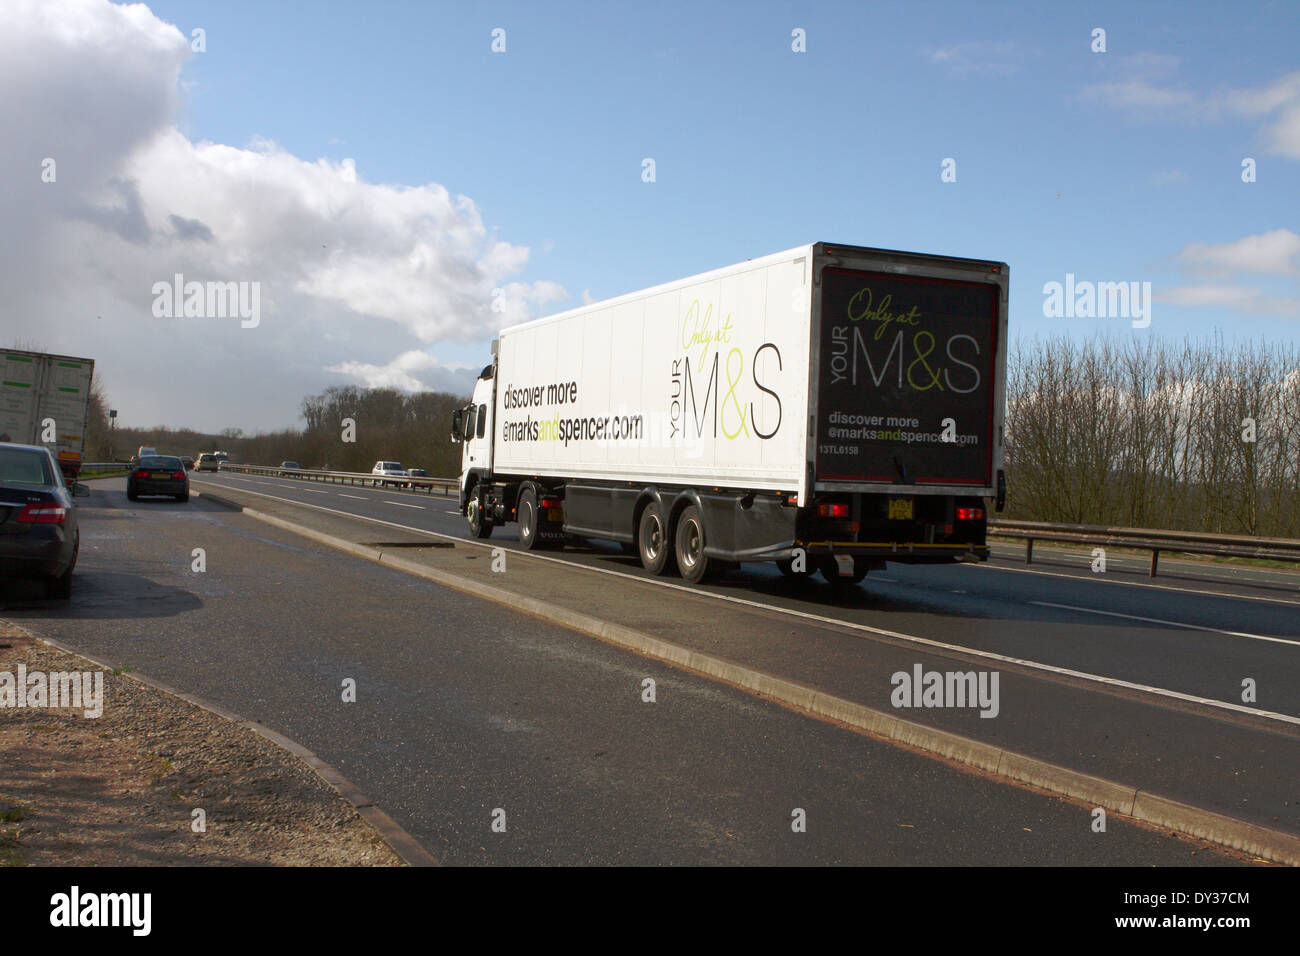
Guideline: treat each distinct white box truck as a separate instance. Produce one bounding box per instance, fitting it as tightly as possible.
[0,349,96,480]
[451,242,1008,586]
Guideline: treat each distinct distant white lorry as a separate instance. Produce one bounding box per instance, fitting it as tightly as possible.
[0,348,96,480]
[451,242,1008,586]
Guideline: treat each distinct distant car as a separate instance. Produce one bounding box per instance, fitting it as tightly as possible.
[195,453,220,472]
[181,456,195,470]
[0,442,88,598]
[279,460,301,476]
[405,467,430,488]
[370,461,407,486]
[136,445,158,459]
[127,455,189,502]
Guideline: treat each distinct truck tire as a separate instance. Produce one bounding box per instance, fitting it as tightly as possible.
[637,502,675,575]
[776,557,814,578]
[818,556,869,586]
[674,505,718,584]
[517,487,543,551]
[467,487,493,539]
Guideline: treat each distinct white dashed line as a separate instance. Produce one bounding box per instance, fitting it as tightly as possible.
[1029,601,1300,647]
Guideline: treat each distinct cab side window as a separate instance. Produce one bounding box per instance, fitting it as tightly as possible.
[476,404,487,439]
[465,406,477,438]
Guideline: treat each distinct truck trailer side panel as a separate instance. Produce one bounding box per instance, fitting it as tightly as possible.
[0,350,96,477]
[492,247,812,498]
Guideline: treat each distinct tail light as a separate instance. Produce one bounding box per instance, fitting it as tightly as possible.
[817,503,850,518]
[540,498,560,509]
[134,470,148,479]
[956,507,985,521]
[17,503,67,524]
[173,472,186,479]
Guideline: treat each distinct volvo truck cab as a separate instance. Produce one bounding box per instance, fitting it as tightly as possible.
[451,363,496,537]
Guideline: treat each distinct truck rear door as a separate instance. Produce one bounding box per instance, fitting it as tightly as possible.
[813,248,1006,492]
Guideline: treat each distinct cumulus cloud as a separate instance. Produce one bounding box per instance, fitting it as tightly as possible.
[326,350,478,393]
[1080,57,1300,160]
[1175,230,1300,279]
[1161,230,1300,318]
[1155,284,1300,317]
[0,0,565,431]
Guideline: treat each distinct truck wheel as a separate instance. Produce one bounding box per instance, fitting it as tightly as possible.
[818,556,869,586]
[517,488,543,551]
[467,488,493,539]
[674,505,716,585]
[637,502,675,575]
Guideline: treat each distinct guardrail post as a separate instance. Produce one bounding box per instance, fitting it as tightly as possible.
[1025,538,1033,565]
[1150,550,1159,577]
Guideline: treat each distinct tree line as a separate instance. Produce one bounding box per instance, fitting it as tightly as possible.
[1004,336,1300,537]
[95,384,467,478]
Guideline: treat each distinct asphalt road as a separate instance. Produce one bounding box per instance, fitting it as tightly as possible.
[179,470,1300,838]
[0,478,1258,865]
[195,471,1300,718]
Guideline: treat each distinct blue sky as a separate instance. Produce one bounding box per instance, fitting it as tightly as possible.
[5,0,1298,429]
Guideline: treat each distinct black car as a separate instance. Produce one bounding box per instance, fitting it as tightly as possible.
[0,442,88,598]
[127,455,190,502]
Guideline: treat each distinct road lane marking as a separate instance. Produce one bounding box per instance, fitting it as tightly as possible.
[967,561,1300,608]
[385,501,424,509]
[338,494,366,500]
[192,480,1300,727]
[1029,601,1300,647]
[302,489,331,494]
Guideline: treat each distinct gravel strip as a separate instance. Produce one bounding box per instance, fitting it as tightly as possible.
[0,620,402,866]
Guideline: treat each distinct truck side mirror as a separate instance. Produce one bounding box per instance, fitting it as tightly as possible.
[450,408,464,443]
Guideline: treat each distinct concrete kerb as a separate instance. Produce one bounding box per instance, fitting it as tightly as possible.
[195,488,1300,866]
[9,620,438,868]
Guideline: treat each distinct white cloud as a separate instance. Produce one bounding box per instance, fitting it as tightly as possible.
[1175,230,1300,279]
[929,41,1019,76]
[1156,284,1300,317]
[0,0,564,431]
[1079,79,1198,116]
[1081,60,1300,159]
[326,350,476,393]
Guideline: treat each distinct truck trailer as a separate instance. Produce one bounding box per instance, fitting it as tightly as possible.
[450,242,1008,586]
[0,349,96,480]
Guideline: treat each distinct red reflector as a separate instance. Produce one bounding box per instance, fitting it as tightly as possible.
[818,503,850,518]
[956,507,985,521]
[17,503,66,524]
[540,498,560,509]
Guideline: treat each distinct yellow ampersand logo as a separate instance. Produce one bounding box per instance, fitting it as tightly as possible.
[722,348,750,438]
[907,332,944,391]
